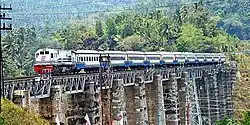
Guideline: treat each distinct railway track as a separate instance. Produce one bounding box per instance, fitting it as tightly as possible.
[4,75,37,80]
[2,63,226,82]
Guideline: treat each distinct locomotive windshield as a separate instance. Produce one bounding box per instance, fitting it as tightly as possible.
[40,51,44,54]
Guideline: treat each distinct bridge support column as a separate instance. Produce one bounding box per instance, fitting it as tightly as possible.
[208,70,220,124]
[178,72,188,125]
[124,84,135,124]
[145,75,165,125]
[51,85,65,124]
[83,82,99,124]
[134,77,148,125]
[99,86,112,125]
[226,66,236,117]
[124,77,148,125]
[112,79,127,125]
[199,70,211,125]
[217,69,227,119]
[165,73,180,125]
[13,90,30,109]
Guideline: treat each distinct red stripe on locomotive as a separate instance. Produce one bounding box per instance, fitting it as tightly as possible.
[34,65,54,74]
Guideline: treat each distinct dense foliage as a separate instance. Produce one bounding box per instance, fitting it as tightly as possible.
[216,111,250,125]
[2,2,248,77]
[6,0,250,40]
[0,99,49,125]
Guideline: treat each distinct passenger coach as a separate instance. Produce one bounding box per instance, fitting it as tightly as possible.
[33,48,226,74]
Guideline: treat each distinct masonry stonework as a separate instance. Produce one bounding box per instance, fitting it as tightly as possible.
[10,63,237,125]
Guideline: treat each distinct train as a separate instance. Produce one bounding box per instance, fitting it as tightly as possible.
[33,48,226,74]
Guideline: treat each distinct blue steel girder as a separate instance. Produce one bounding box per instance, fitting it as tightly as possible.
[3,65,224,99]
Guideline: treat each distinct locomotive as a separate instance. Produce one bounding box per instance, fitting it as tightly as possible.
[33,48,226,74]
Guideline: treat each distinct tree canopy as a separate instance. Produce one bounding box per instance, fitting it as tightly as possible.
[0,99,49,125]
[1,2,249,77]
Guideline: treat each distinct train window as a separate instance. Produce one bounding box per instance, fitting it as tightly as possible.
[111,57,125,60]
[81,57,83,62]
[51,53,53,58]
[197,56,204,59]
[91,57,94,61]
[40,51,44,55]
[176,57,185,60]
[36,53,39,58]
[129,57,144,60]
[86,57,89,61]
[54,53,57,58]
[45,51,49,54]
[187,56,195,59]
[147,57,160,60]
[96,57,99,61]
[163,57,173,60]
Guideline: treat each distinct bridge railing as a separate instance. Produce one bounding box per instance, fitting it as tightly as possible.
[3,64,227,99]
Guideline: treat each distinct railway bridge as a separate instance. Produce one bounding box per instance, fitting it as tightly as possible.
[3,62,237,125]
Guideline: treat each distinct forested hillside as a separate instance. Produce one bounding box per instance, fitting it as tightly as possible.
[1,0,249,77]
[2,0,249,40]
[2,1,247,77]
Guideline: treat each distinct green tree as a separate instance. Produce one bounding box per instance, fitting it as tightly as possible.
[117,35,145,51]
[216,111,250,125]
[216,118,239,125]
[121,23,134,38]
[176,24,205,52]
[241,111,250,125]
[95,20,104,37]
[0,99,49,125]
[2,27,38,77]
[106,18,117,38]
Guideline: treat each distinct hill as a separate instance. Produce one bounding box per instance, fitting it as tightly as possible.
[2,0,249,40]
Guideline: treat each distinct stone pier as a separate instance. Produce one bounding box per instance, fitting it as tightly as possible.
[164,73,180,125]
[82,82,99,124]
[145,75,165,125]
[134,77,148,125]
[124,85,136,125]
[198,71,211,125]
[208,70,220,124]
[112,79,126,124]
[8,63,237,125]
[178,72,188,125]
[51,85,65,124]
